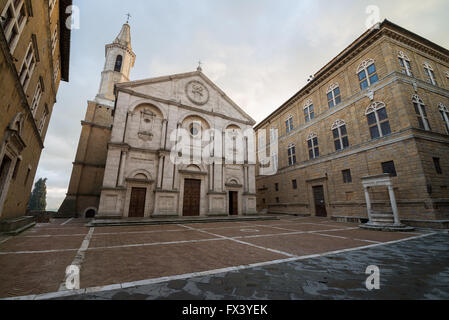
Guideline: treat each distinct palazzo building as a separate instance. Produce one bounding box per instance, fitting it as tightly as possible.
[0,0,72,233]
[255,20,449,228]
[59,23,257,218]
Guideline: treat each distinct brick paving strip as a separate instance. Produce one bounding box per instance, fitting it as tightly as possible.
[58,227,95,291]
[0,230,435,300]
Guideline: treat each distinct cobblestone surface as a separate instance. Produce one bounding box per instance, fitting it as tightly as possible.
[60,232,449,300]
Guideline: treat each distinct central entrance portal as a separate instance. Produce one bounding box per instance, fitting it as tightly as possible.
[129,187,146,218]
[313,185,327,217]
[183,179,201,216]
[229,191,238,216]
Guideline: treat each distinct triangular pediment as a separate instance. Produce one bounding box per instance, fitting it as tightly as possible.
[115,71,256,125]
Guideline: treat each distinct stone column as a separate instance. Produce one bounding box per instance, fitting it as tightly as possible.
[157,155,164,189]
[364,186,372,222]
[118,151,127,187]
[160,119,168,150]
[388,185,400,225]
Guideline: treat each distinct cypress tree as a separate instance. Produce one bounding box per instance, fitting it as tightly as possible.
[28,178,47,211]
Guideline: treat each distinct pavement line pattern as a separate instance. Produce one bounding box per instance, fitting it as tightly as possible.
[87,237,226,251]
[1,231,436,301]
[0,237,11,245]
[58,227,95,291]
[0,227,370,255]
[314,232,382,244]
[61,218,74,226]
[180,224,298,258]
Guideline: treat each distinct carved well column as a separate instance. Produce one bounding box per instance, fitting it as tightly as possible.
[388,185,400,225]
[364,187,372,221]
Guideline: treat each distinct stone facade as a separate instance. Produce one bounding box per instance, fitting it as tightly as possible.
[0,0,71,228]
[255,20,449,227]
[97,71,257,218]
[60,23,257,218]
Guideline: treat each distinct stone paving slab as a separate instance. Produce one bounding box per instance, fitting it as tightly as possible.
[0,235,85,252]
[320,229,418,243]
[204,225,301,238]
[241,233,370,256]
[58,233,449,300]
[0,251,76,298]
[264,223,350,232]
[89,230,217,248]
[79,240,286,288]
[0,217,429,299]
[93,224,187,234]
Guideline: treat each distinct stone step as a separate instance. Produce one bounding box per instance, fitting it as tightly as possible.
[371,218,395,223]
[0,216,36,235]
[89,215,279,227]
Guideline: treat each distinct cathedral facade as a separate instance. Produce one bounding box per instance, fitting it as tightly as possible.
[59,23,257,219]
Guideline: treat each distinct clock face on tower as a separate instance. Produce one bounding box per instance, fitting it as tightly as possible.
[185,80,209,106]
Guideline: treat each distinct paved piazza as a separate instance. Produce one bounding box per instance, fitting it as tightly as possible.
[0,216,447,300]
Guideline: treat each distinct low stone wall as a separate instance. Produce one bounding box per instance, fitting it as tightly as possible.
[27,211,56,223]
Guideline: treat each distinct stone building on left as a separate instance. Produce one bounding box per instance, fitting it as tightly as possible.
[0,0,72,233]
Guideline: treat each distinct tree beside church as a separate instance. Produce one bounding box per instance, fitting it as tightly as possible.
[28,178,48,212]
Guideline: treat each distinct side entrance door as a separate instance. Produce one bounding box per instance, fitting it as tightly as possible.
[129,187,146,218]
[229,191,238,216]
[313,185,327,217]
[183,179,201,216]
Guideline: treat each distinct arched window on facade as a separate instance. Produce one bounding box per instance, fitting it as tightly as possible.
[398,51,413,77]
[439,103,449,134]
[304,100,315,123]
[114,55,123,72]
[423,62,437,86]
[327,83,341,108]
[332,120,349,151]
[307,133,319,160]
[412,95,431,131]
[366,101,391,139]
[357,59,379,90]
[287,144,296,166]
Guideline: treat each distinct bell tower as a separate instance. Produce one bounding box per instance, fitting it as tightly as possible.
[58,22,136,218]
[95,22,136,106]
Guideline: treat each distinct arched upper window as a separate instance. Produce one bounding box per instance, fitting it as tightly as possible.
[327,83,341,108]
[114,55,123,72]
[439,103,449,134]
[287,144,296,166]
[366,101,391,139]
[398,51,413,77]
[412,95,431,131]
[357,59,379,90]
[304,100,315,123]
[331,120,349,151]
[423,62,437,86]
[307,133,319,160]
[285,115,294,134]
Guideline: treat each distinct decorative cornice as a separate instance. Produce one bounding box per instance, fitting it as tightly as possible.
[116,87,255,126]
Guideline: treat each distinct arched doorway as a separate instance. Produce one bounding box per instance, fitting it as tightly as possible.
[85,209,96,218]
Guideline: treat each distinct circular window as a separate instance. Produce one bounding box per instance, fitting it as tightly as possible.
[190,126,199,136]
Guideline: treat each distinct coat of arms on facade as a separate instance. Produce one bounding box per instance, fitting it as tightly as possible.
[138,110,156,141]
[185,80,209,106]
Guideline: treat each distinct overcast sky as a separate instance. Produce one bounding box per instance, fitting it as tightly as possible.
[36,0,449,210]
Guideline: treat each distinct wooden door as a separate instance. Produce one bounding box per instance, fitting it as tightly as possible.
[229,192,238,216]
[313,186,327,217]
[183,179,201,216]
[129,187,146,218]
